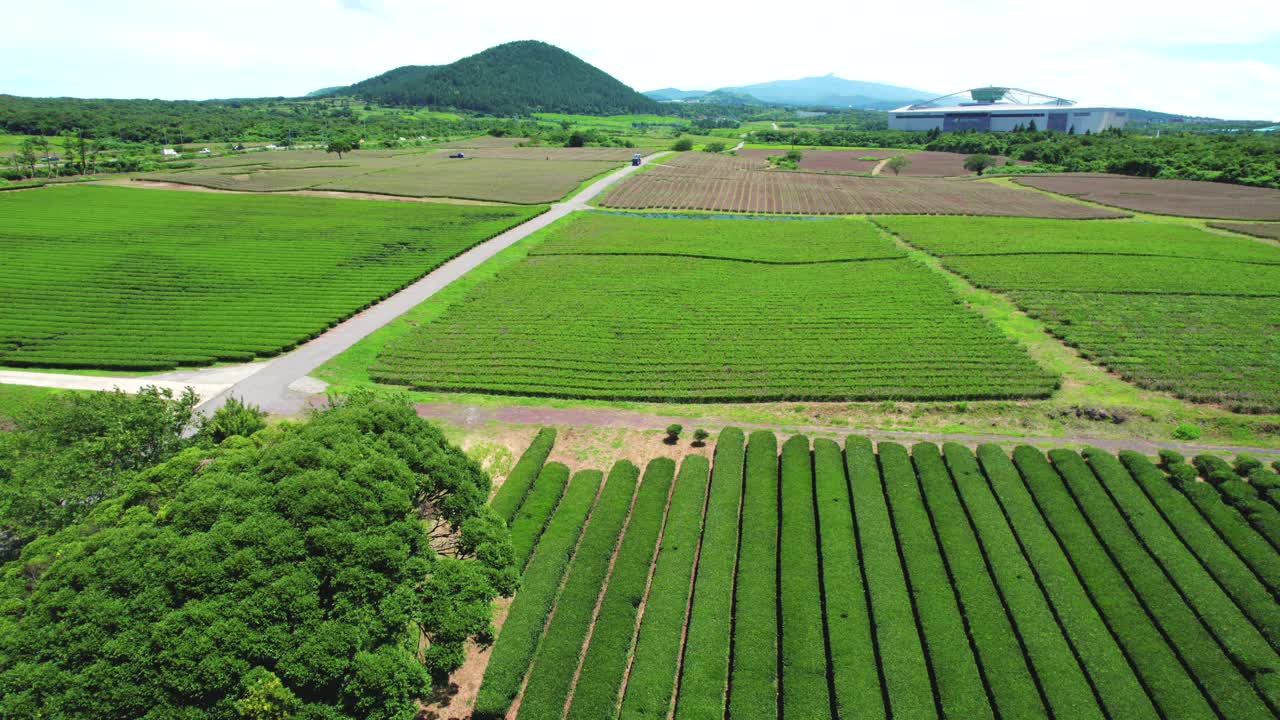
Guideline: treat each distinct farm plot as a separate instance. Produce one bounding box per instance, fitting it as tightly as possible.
[143,147,624,203]
[601,152,1124,217]
[0,185,543,370]
[880,216,1280,412]
[475,430,1280,720]
[737,148,899,174]
[371,213,1058,402]
[1211,222,1280,240]
[889,150,1018,176]
[1014,174,1280,220]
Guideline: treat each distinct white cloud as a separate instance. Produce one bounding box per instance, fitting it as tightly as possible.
[1,0,1276,118]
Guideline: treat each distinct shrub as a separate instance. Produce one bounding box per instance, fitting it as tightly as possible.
[1235,454,1264,476]
[1172,423,1202,440]
[664,423,682,444]
[692,428,710,446]
[671,137,694,151]
[702,142,726,153]
[1157,449,1184,468]
[196,396,266,446]
[963,153,997,175]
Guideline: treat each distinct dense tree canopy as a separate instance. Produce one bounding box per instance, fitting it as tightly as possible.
[0,392,514,720]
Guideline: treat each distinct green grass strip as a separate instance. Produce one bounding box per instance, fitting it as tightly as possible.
[621,454,711,720]
[912,443,1058,720]
[675,428,745,720]
[491,427,557,524]
[519,460,641,720]
[954,445,1158,720]
[1119,451,1280,651]
[1065,449,1280,714]
[987,445,1211,720]
[728,430,780,720]
[881,442,993,720]
[813,438,883,720]
[568,458,677,720]
[509,462,571,570]
[780,435,831,718]
[474,468,605,720]
[846,436,936,720]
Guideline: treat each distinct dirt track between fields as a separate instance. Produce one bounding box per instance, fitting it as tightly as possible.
[413,401,1280,458]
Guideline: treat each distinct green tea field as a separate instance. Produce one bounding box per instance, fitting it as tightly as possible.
[879,216,1280,412]
[0,185,543,370]
[475,429,1280,720]
[370,213,1059,401]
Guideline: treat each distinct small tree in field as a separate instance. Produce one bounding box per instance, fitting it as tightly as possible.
[664,424,683,444]
[692,429,710,447]
[326,139,354,159]
[671,137,694,151]
[886,154,911,175]
[963,153,997,176]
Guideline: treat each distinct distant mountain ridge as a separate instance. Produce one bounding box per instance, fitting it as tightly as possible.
[335,41,657,115]
[646,73,935,109]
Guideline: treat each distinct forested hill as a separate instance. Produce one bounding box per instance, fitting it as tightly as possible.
[341,40,659,115]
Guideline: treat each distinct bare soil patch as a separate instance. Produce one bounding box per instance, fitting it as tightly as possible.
[1014,173,1280,220]
[891,150,1020,177]
[1210,221,1280,240]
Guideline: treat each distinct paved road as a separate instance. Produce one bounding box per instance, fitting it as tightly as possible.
[196,153,669,415]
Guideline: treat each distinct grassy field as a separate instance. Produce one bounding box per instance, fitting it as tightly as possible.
[370,212,1057,401]
[0,185,543,370]
[0,384,83,423]
[473,430,1280,719]
[140,147,626,203]
[600,152,1127,216]
[881,216,1280,412]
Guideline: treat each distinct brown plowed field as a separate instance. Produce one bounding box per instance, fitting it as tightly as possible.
[891,151,1020,176]
[737,148,898,174]
[431,147,660,161]
[1014,173,1280,219]
[1210,222,1280,240]
[601,153,1126,217]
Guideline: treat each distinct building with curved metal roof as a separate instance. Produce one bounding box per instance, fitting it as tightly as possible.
[889,87,1128,133]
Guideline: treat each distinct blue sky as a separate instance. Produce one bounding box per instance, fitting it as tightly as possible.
[2,0,1277,119]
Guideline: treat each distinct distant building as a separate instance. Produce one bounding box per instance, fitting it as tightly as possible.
[889,87,1128,134]
[199,147,211,154]
[161,148,179,157]
[1255,125,1280,133]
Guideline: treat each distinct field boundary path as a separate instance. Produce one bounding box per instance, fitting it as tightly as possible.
[410,401,1280,458]
[192,153,670,414]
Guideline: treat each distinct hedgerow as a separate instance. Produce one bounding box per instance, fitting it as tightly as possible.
[956,445,1157,720]
[507,462,570,569]
[0,186,543,370]
[519,461,640,720]
[1013,445,1233,712]
[1081,449,1280,709]
[912,443,1057,719]
[473,469,604,720]
[620,455,711,720]
[1173,471,1280,595]
[674,428,745,720]
[491,427,557,523]
[728,430,780,719]
[568,459,675,720]
[880,442,992,720]
[812,438,882,719]
[845,436,935,719]
[779,435,830,718]
[371,214,1058,403]
[1001,446,1215,720]
[880,216,1280,412]
[1117,451,1280,651]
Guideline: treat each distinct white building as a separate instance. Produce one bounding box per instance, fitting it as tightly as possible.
[889,87,1128,134]
[161,148,180,157]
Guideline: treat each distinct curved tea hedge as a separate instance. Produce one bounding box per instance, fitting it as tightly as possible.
[475,433,1280,720]
[0,186,543,370]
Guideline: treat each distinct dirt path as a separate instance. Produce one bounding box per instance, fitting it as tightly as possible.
[871,157,891,176]
[414,402,1280,458]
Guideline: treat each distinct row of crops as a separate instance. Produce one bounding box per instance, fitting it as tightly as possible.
[371,213,1058,401]
[877,216,1280,413]
[0,186,543,370]
[474,429,1280,719]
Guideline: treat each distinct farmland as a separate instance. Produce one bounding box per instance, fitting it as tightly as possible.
[600,152,1125,217]
[474,429,1280,720]
[1014,174,1280,220]
[880,216,1280,412]
[0,185,543,370]
[140,146,633,203]
[736,148,1018,177]
[370,213,1058,401]
[1212,222,1280,240]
